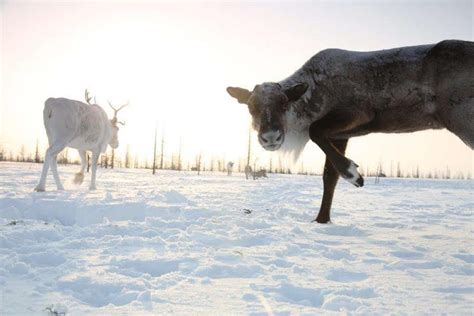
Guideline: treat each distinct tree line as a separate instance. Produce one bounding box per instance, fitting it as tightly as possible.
[0,140,471,180]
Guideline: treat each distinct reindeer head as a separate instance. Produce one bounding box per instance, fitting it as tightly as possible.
[84,89,128,149]
[108,101,128,149]
[227,82,308,151]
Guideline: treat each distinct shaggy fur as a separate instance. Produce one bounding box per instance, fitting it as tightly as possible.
[35,97,123,192]
[227,40,473,223]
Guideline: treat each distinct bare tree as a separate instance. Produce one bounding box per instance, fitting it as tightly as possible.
[159,129,165,170]
[134,153,139,168]
[209,156,215,172]
[34,139,41,163]
[124,145,131,168]
[177,138,182,171]
[101,153,109,169]
[19,145,26,162]
[245,126,252,175]
[152,125,158,175]
[414,165,420,178]
[374,161,384,184]
[110,149,115,169]
[396,162,402,178]
[58,148,69,165]
[195,152,202,175]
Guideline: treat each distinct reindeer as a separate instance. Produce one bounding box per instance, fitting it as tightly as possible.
[227,161,234,176]
[35,90,127,191]
[227,40,474,223]
[252,169,267,180]
[244,165,253,180]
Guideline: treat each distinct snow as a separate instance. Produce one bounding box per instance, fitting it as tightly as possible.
[0,162,472,314]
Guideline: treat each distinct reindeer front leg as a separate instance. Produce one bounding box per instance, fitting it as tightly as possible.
[314,139,348,223]
[89,150,100,190]
[309,111,370,187]
[311,135,363,187]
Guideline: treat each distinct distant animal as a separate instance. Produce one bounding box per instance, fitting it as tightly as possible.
[244,165,252,180]
[227,40,474,223]
[35,90,127,191]
[252,169,267,180]
[227,161,234,176]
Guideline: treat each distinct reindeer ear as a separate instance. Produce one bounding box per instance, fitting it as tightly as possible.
[284,83,308,102]
[226,87,251,104]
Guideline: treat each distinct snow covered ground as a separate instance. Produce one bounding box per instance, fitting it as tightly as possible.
[0,161,472,315]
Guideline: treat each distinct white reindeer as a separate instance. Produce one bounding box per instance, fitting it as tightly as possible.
[35,90,127,191]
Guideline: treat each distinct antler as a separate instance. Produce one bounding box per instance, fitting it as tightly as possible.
[85,89,93,105]
[108,101,129,116]
[108,100,129,126]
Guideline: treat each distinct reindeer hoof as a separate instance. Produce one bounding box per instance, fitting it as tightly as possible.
[34,186,45,192]
[313,216,330,224]
[342,160,364,188]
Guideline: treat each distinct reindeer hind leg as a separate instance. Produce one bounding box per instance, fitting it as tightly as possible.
[35,142,66,191]
[35,148,52,192]
[73,150,87,185]
[49,143,66,190]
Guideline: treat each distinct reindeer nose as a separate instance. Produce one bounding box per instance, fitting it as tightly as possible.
[260,130,283,144]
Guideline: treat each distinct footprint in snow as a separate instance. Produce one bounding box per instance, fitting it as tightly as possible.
[163,190,195,205]
[262,283,324,307]
[390,250,425,259]
[318,224,367,237]
[325,268,368,283]
[433,286,474,294]
[452,253,474,264]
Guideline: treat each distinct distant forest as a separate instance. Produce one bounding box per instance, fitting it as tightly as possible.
[1,139,471,181]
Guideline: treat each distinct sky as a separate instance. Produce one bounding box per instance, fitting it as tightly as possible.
[1,0,473,175]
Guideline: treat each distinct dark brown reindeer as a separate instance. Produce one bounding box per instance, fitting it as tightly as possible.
[227,40,473,223]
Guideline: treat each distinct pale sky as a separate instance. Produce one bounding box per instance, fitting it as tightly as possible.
[1,0,473,175]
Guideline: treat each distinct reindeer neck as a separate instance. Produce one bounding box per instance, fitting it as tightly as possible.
[278,60,327,130]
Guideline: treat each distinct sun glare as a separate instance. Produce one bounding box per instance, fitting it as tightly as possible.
[1,1,472,175]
